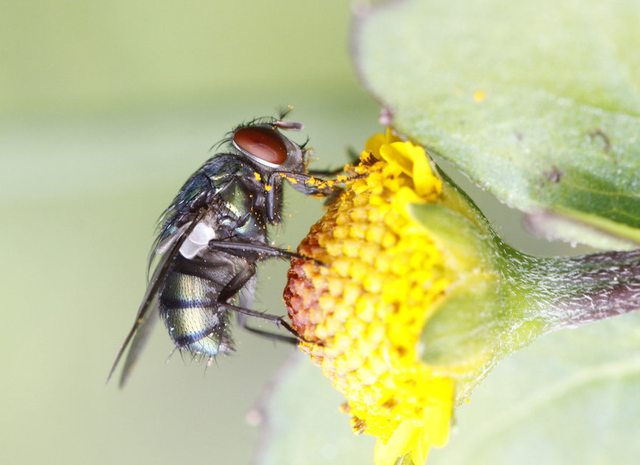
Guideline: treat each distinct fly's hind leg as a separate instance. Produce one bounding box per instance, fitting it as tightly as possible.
[220,302,304,346]
[216,262,304,345]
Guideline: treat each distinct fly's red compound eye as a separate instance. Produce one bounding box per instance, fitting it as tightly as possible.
[233,126,288,165]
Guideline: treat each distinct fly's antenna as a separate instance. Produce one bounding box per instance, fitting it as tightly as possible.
[273,120,304,131]
[274,105,304,131]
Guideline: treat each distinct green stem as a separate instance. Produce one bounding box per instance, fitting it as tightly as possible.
[500,245,640,332]
[420,171,640,401]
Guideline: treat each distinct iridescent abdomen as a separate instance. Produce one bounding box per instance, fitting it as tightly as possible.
[159,254,239,357]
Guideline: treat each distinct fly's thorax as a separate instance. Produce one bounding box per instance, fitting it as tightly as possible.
[216,175,269,240]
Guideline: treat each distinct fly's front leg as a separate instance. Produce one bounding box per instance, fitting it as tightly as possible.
[268,171,367,198]
[263,169,350,222]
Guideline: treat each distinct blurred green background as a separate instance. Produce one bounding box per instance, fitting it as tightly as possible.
[1,2,594,465]
[0,2,379,464]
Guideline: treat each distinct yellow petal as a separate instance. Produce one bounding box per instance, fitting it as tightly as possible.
[373,420,415,465]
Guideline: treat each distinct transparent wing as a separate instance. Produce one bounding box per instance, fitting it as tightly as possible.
[117,301,158,388]
[106,210,207,387]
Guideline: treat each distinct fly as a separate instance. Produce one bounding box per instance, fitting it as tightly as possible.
[108,112,340,386]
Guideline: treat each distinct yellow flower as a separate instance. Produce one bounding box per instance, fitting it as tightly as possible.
[284,125,639,464]
[285,130,455,465]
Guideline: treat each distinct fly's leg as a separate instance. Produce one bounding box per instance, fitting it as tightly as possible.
[207,240,325,267]
[307,167,348,177]
[216,263,305,345]
[219,302,307,345]
[266,170,367,202]
[238,274,257,310]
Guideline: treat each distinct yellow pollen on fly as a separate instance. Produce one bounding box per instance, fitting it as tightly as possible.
[285,129,454,465]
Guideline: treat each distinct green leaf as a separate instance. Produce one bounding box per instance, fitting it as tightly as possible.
[255,354,376,465]
[257,317,640,465]
[427,312,640,465]
[354,0,640,249]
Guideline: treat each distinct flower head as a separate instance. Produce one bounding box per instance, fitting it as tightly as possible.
[285,130,455,465]
[283,126,640,465]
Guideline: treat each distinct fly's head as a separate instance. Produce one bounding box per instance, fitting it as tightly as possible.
[229,117,310,177]
[228,116,314,225]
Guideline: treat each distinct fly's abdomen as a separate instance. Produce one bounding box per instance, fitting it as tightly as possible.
[159,257,234,357]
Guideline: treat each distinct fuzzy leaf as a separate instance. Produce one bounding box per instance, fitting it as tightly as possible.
[354,0,640,249]
[255,354,375,465]
[427,312,640,465]
[257,317,640,465]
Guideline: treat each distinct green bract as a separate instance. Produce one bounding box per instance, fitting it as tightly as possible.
[413,174,640,405]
